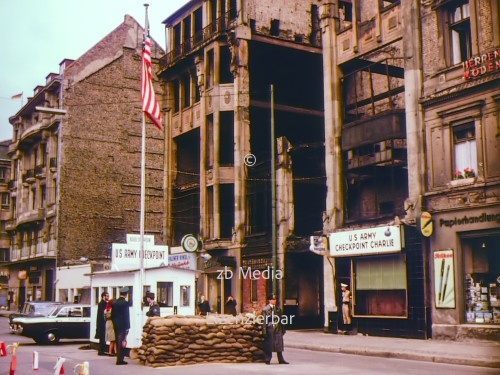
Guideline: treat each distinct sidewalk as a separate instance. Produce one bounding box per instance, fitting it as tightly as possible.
[284,329,500,369]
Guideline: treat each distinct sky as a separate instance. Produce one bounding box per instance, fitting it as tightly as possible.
[0,0,191,142]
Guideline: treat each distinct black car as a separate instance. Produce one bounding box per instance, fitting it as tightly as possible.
[9,301,61,333]
[11,304,91,344]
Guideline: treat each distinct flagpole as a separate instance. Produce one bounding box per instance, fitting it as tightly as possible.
[139,2,149,320]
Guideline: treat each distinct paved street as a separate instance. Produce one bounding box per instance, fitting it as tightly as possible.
[1,342,498,375]
[0,321,498,375]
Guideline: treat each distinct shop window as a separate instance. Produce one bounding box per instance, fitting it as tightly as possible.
[448,0,471,65]
[157,282,173,307]
[354,254,407,317]
[464,237,500,324]
[453,122,477,179]
[180,285,191,307]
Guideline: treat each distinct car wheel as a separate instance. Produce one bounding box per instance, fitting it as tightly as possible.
[36,331,60,344]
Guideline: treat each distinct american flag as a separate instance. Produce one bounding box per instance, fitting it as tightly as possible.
[141,33,162,130]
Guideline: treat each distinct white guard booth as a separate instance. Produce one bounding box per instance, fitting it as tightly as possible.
[89,235,199,349]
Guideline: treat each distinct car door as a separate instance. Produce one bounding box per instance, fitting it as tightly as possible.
[67,306,90,338]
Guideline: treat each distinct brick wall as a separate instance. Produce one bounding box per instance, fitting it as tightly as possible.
[59,16,165,261]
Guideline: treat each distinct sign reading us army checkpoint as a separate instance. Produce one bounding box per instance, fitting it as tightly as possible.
[329,225,404,257]
[112,234,169,270]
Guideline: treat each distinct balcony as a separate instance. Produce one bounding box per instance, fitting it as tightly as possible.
[22,169,35,184]
[342,110,406,151]
[160,11,234,71]
[16,208,46,227]
[35,164,46,178]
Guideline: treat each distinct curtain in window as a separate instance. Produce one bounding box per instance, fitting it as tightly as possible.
[454,139,477,173]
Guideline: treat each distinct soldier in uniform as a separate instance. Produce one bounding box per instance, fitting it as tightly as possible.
[341,283,352,326]
[145,292,160,317]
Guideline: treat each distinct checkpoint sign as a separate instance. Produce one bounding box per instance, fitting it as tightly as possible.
[420,211,434,237]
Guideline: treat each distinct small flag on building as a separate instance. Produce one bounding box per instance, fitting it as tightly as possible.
[141,7,162,131]
[11,92,23,100]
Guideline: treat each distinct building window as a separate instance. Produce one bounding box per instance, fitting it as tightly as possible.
[182,74,191,109]
[270,19,280,36]
[339,1,353,30]
[448,0,471,65]
[40,185,46,208]
[354,254,407,317]
[453,122,477,179]
[173,80,180,113]
[40,143,47,166]
[251,279,258,302]
[31,187,36,210]
[180,285,191,307]
[206,49,214,89]
[157,282,174,307]
[219,112,234,165]
[0,168,6,182]
[1,192,9,210]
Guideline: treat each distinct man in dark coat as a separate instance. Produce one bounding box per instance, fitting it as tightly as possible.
[261,294,289,365]
[225,295,237,316]
[145,292,160,317]
[95,291,109,356]
[111,287,131,365]
[197,295,211,316]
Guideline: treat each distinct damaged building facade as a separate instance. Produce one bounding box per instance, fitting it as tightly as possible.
[160,0,499,340]
[159,0,325,327]
[319,0,428,338]
[320,0,499,341]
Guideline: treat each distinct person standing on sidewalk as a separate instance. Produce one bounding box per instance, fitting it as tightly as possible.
[261,294,289,365]
[111,287,130,365]
[341,283,352,326]
[95,291,109,356]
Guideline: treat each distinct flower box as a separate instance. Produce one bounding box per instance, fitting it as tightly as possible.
[449,177,476,188]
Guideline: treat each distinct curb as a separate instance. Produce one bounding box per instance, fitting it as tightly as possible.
[286,342,500,369]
